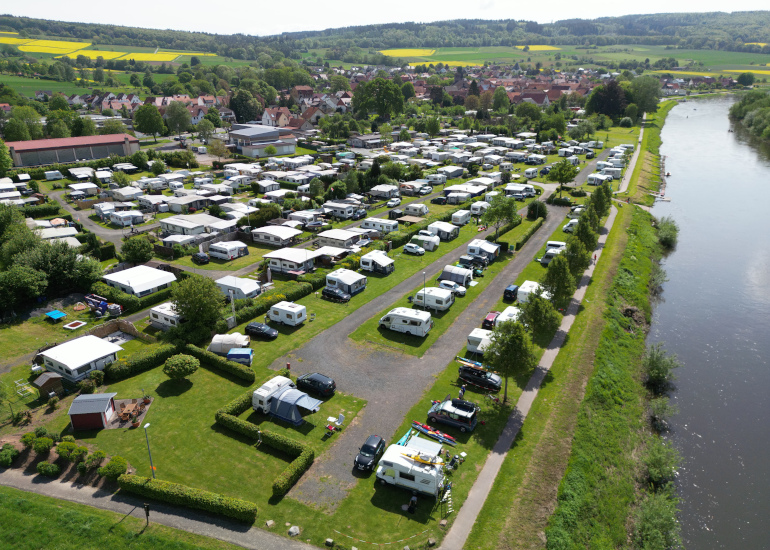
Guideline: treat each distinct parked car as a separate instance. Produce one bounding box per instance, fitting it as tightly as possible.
[191,252,210,265]
[356,238,373,248]
[352,209,367,220]
[245,322,279,340]
[540,166,552,176]
[296,372,336,397]
[418,186,432,195]
[417,230,434,238]
[503,284,519,301]
[404,243,425,255]
[428,399,478,432]
[585,151,595,159]
[322,287,351,303]
[305,220,329,230]
[386,198,401,207]
[439,280,466,296]
[458,365,502,392]
[458,255,487,269]
[354,435,386,471]
[431,196,447,205]
[482,311,501,330]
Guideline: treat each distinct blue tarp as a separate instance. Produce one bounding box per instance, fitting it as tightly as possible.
[226,348,253,366]
[46,310,67,321]
[268,388,322,426]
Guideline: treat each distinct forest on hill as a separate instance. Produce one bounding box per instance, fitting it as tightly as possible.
[2,11,770,64]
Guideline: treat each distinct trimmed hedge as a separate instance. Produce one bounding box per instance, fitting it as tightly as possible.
[214,282,313,333]
[184,344,255,383]
[515,218,544,251]
[22,203,61,218]
[118,474,258,523]
[215,392,314,497]
[99,243,116,260]
[297,272,326,290]
[278,181,301,190]
[36,462,62,478]
[104,343,177,382]
[98,456,128,480]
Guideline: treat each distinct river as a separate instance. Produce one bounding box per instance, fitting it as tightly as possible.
[651,95,770,548]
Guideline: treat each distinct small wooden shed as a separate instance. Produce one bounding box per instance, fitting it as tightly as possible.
[32,372,64,398]
[68,393,117,430]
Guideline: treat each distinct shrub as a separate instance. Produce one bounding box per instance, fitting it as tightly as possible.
[643,343,680,393]
[98,456,128,480]
[643,436,681,489]
[118,475,258,523]
[21,432,37,448]
[34,427,49,438]
[527,201,548,220]
[61,435,76,443]
[21,203,61,218]
[85,450,106,470]
[619,117,633,127]
[104,343,177,382]
[36,462,62,478]
[78,379,96,394]
[47,396,59,409]
[297,271,327,290]
[71,446,89,463]
[76,461,88,475]
[163,354,200,381]
[90,282,140,313]
[184,345,255,383]
[55,441,78,461]
[33,437,54,455]
[569,188,587,197]
[89,370,105,386]
[0,443,20,467]
[633,490,682,549]
[656,215,679,250]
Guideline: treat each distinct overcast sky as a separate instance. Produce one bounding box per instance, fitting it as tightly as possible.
[5,3,769,36]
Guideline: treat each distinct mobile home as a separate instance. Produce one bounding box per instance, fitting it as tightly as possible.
[426,173,447,184]
[360,250,395,274]
[426,221,459,241]
[378,308,433,337]
[446,192,471,205]
[470,201,489,215]
[361,217,398,234]
[601,167,621,179]
[410,234,440,252]
[323,201,356,219]
[467,239,501,261]
[413,287,455,311]
[268,301,307,326]
[215,276,260,300]
[404,203,429,217]
[326,268,367,296]
[149,302,184,330]
[208,241,248,261]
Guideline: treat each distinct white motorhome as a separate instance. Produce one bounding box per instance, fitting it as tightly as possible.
[467,328,493,353]
[252,376,296,414]
[375,441,445,496]
[602,167,621,179]
[268,301,307,326]
[379,308,433,337]
[470,201,489,215]
[496,306,521,326]
[587,173,612,186]
[426,173,447,184]
[193,177,213,188]
[208,241,249,261]
[404,203,429,217]
[562,218,579,233]
[413,287,455,311]
[452,210,471,226]
[524,168,539,179]
[608,158,625,168]
[546,240,567,251]
[361,217,398,234]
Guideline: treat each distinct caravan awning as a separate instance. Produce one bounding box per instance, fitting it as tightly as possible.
[269,388,322,426]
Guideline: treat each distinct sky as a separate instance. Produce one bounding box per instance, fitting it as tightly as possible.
[5,2,770,36]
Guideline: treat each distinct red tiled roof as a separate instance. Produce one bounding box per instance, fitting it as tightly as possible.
[7,134,138,152]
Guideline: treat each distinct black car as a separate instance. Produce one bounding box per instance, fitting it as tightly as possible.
[191,252,210,265]
[503,284,519,301]
[354,434,386,471]
[458,364,503,392]
[431,196,447,205]
[540,167,551,176]
[585,151,595,159]
[352,209,367,220]
[245,322,278,340]
[296,372,336,397]
[458,254,488,269]
[322,286,351,303]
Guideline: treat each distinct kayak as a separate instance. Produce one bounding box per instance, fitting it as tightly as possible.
[402,451,443,466]
[412,420,457,446]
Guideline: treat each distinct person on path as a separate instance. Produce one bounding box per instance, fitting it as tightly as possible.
[593,253,597,264]
[459,384,466,400]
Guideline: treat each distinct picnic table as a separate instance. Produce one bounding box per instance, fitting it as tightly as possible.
[120,403,138,420]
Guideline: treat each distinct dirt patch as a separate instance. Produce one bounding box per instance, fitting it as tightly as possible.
[622,305,648,328]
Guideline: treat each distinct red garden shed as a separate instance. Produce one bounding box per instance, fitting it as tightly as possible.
[67,393,117,430]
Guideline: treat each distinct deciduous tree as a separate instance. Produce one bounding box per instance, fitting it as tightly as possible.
[134,104,164,142]
[172,275,223,341]
[196,119,215,143]
[121,236,153,264]
[493,86,510,111]
[0,139,11,178]
[541,254,576,307]
[208,139,229,161]
[520,290,561,337]
[165,101,191,138]
[484,321,538,403]
[547,158,579,198]
[565,237,591,279]
[481,195,520,239]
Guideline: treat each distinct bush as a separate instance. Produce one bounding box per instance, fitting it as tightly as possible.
[527,201,548,220]
[90,282,140,313]
[569,188,587,197]
[33,437,54,455]
[76,461,88,475]
[98,455,128,480]
[118,474,258,523]
[0,443,20,467]
[89,370,105,386]
[78,379,96,394]
[656,216,679,250]
[36,462,62,478]
[643,343,680,393]
[643,436,681,489]
[619,117,633,127]
[104,343,177,381]
[56,441,78,461]
[85,450,107,470]
[163,354,200,381]
[21,432,37,448]
[71,446,89,463]
[297,271,327,290]
[184,344,255,383]
[21,203,61,218]
[47,396,60,409]
[61,435,76,443]
[633,490,682,549]
[34,427,49,438]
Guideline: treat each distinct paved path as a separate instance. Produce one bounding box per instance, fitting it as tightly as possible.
[440,204,619,550]
[0,468,309,550]
[616,113,647,195]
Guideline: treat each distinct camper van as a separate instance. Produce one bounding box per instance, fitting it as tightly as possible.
[609,158,625,168]
[524,168,539,179]
[546,241,567,252]
[379,308,433,337]
[567,207,585,220]
[375,442,445,496]
[539,247,564,266]
[452,210,471,226]
[587,173,612,186]
[208,241,249,261]
[268,301,307,326]
[562,218,579,233]
[252,376,296,414]
[518,280,551,303]
[413,287,455,311]
[602,167,621,179]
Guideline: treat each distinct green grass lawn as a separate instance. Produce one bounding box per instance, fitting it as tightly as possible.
[0,486,245,550]
[168,243,273,272]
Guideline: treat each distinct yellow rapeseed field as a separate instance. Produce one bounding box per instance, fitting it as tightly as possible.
[746,42,768,47]
[60,50,129,60]
[0,37,33,45]
[726,69,770,75]
[118,52,181,62]
[19,40,90,54]
[515,45,560,51]
[379,49,436,57]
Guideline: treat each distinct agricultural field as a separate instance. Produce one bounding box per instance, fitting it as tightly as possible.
[19,39,90,55]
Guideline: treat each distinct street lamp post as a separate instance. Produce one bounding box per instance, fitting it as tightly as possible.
[143,423,155,479]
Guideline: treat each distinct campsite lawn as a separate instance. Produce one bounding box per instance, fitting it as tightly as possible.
[348,217,542,357]
[168,243,273,271]
[0,485,244,550]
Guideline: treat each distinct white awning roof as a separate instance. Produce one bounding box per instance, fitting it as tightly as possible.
[41,336,123,371]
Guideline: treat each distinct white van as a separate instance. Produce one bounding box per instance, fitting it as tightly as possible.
[567,207,585,220]
[524,168,539,179]
[413,287,454,311]
[379,308,433,337]
[452,210,471,226]
[518,280,551,303]
[546,241,567,251]
[268,301,307,326]
[562,218,580,233]
[252,376,296,414]
[540,247,564,266]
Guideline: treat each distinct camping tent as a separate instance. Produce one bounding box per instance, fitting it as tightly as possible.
[437,265,474,286]
[207,333,250,355]
[269,388,322,426]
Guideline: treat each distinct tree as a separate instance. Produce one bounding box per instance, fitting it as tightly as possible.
[204,108,222,129]
[574,217,598,252]
[196,119,215,143]
[468,80,480,97]
[3,118,31,141]
[515,102,542,122]
[165,101,191,138]
[309,177,325,197]
[736,72,756,87]
[112,170,130,187]
[520,290,561,337]
[121,236,153,264]
[398,128,411,142]
[0,139,11,178]
[100,119,128,135]
[568,120,595,141]
[630,75,662,114]
[378,123,392,140]
[330,75,351,93]
[643,343,681,393]
[493,86,510,111]
[483,321,537,403]
[49,93,69,112]
[172,275,223,340]
[527,200,547,220]
[591,182,612,218]
[480,90,494,111]
[426,116,440,137]
[49,119,70,138]
[264,145,277,156]
[0,265,48,315]
[129,73,141,87]
[352,78,404,119]
[624,103,639,121]
[163,354,200,381]
[565,237,591,279]
[541,254,576,307]
[481,195,521,239]
[150,159,166,176]
[72,116,96,137]
[208,139,229,161]
[134,104,164,142]
[464,95,480,111]
[230,89,260,123]
[401,81,415,101]
[586,80,627,119]
[547,158,579,198]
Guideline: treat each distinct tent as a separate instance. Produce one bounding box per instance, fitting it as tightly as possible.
[269,388,322,426]
[437,265,474,286]
[207,333,250,355]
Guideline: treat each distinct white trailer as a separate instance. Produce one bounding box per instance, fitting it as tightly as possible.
[252,376,296,413]
[378,308,433,337]
[524,168,539,179]
[361,217,398,233]
[413,287,455,311]
[451,210,471,226]
[426,173,447,184]
[208,241,249,261]
[496,306,521,326]
[518,280,551,303]
[602,167,621,179]
[470,201,489,215]
[268,301,307,326]
[467,328,493,353]
[375,442,445,496]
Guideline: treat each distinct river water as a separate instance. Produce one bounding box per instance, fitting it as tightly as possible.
[651,95,770,548]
